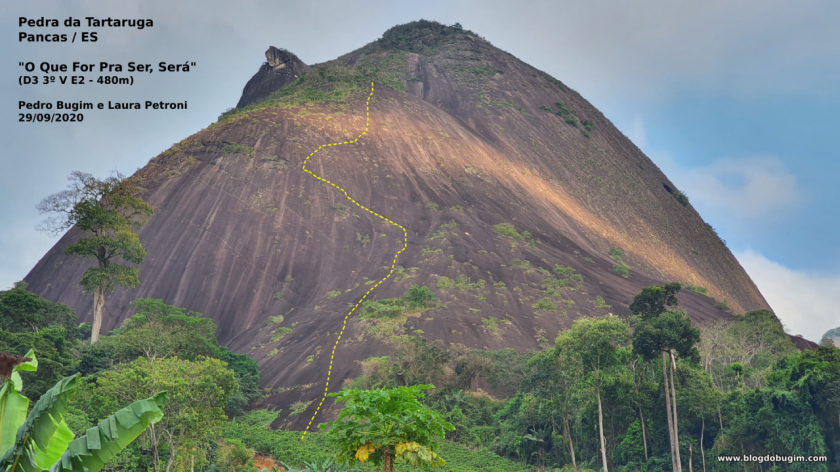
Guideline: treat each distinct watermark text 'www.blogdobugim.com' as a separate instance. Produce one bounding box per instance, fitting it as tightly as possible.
[717,454,827,464]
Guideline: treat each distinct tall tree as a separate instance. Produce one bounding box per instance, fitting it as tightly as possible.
[630,283,700,472]
[37,171,152,343]
[320,385,453,472]
[556,316,630,472]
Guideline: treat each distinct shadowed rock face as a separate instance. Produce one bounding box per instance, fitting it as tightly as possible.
[25,22,802,428]
[236,46,310,109]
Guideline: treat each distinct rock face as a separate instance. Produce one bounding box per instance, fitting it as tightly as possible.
[24,22,791,428]
[236,46,310,108]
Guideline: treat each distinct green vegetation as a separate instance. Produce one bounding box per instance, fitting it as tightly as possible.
[427,229,449,241]
[539,105,552,113]
[440,220,457,228]
[327,290,342,299]
[333,203,349,216]
[582,119,595,138]
[427,202,439,210]
[223,143,255,159]
[592,296,610,310]
[612,264,630,277]
[554,101,578,127]
[36,171,152,343]
[0,353,165,472]
[608,247,624,264]
[355,233,371,247]
[492,223,523,239]
[358,286,437,321]
[271,327,293,341]
[449,205,463,211]
[320,385,453,470]
[672,189,690,207]
[482,317,500,335]
[533,297,557,311]
[437,276,454,290]
[273,291,284,300]
[686,283,711,297]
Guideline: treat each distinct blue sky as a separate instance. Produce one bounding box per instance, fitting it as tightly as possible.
[1,0,838,341]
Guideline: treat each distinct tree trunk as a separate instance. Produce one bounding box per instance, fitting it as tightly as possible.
[91,285,106,343]
[663,351,677,472]
[383,446,393,472]
[563,413,577,469]
[670,350,682,472]
[639,408,649,461]
[150,424,160,472]
[701,418,707,472]
[689,443,693,472]
[596,383,609,472]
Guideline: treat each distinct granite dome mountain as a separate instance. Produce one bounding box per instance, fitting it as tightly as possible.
[24,21,795,427]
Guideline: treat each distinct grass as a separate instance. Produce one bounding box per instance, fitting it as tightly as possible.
[482,317,500,335]
[394,266,419,280]
[326,290,341,299]
[267,315,284,326]
[427,229,449,241]
[510,259,531,270]
[686,284,711,297]
[420,246,443,257]
[427,202,439,210]
[593,296,610,310]
[492,223,523,240]
[533,297,557,311]
[270,327,293,341]
[608,248,624,264]
[355,233,371,247]
[449,205,463,211]
[437,276,454,290]
[333,203,349,216]
[493,281,506,288]
[272,292,283,300]
[672,190,690,207]
[440,220,457,228]
[288,401,312,416]
[555,101,578,127]
[222,143,255,159]
[612,264,630,278]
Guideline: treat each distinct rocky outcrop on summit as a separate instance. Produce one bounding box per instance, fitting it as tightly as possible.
[236,46,309,108]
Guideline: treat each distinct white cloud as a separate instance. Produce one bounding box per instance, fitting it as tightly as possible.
[651,153,803,219]
[735,249,840,342]
[627,115,648,150]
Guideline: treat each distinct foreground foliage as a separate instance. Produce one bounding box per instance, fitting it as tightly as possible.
[0,350,165,472]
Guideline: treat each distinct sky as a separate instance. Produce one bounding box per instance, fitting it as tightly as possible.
[1,0,838,341]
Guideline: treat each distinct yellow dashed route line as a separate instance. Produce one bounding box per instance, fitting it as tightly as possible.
[300,82,407,439]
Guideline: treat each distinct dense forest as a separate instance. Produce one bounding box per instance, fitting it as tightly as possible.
[2,279,838,472]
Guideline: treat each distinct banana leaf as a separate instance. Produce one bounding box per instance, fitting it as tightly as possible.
[0,374,79,472]
[49,391,166,472]
[0,350,38,460]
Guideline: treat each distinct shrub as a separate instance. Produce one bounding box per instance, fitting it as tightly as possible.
[272,292,283,300]
[540,105,552,113]
[437,276,454,290]
[401,285,436,310]
[450,205,463,211]
[355,233,371,247]
[440,220,457,228]
[686,284,710,297]
[427,229,449,241]
[511,259,531,270]
[593,296,610,310]
[271,327,292,341]
[222,143,255,159]
[672,190,690,207]
[533,297,557,311]
[612,265,630,278]
[427,202,439,210]
[333,203,349,216]
[493,223,522,239]
[289,400,312,416]
[327,290,341,299]
[493,281,506,288]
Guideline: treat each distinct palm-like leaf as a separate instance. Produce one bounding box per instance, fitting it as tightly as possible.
[0,372,78,472]
[0,350,39,461]
[49,392,166,472]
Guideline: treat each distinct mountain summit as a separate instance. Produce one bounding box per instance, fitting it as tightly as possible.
[24,21,784,426]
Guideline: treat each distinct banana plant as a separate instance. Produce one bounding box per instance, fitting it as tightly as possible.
[0,350,166,472]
